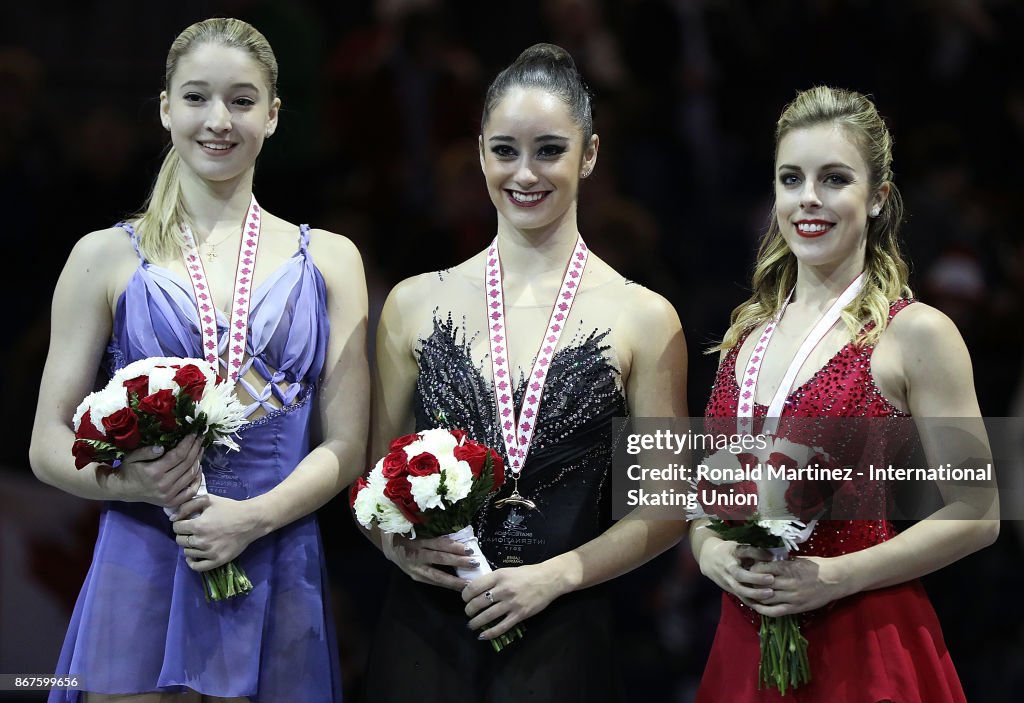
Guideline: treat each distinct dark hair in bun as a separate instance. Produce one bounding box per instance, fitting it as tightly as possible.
[481,43,594,143]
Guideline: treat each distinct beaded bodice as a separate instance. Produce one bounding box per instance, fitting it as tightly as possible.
[414,314,627,568]
[705,299,916,558]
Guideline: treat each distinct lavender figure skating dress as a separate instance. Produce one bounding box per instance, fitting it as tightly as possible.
[50,223,341,702]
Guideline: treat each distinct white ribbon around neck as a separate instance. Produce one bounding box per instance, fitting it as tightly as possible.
[738,273,865,436]
[485,235,589,477]
[179,195,262,386]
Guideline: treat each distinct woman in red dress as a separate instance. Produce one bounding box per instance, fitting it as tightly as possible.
[692,86,998,702]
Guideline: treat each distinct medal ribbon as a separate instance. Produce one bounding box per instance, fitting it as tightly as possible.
[738,272,864,436]
[486,235,589,477]
[179,195,262,385]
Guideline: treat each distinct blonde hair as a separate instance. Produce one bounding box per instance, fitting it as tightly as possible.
[134,18,278,262]
[715,86,911,352]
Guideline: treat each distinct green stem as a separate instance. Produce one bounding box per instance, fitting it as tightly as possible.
[758,615,811,694]
[202,560,254,602]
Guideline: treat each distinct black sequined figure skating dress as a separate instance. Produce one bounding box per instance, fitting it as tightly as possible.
[361,280,628,702]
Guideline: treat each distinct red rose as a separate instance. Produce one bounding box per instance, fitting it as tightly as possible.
[389,433,420,452]
[75,409,108,442]
[454,442,488,478]
[102,408,142,450]
[173,364,207,401]
[488,449,505,491]
[784,480,829,520]
[768,452,798,473]
[696,477,718,513]
[700,479,758,521]
[384,476,423,523]
[784,453,838,520]
[72,440,98,469]
[138,389,177,431]
[735,452,762,472]
[450,429,468,444]
[122,375,150,400]
[349,476,368,508]
[407,452,441,477]
[382,450,409,479]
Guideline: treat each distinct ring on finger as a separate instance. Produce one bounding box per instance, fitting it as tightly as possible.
[187,534,195,549]
[484,590,494,605]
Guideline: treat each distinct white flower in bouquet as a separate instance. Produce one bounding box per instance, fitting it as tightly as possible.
[193,381,247,449]
[757,517,813,553]
[353,464,414,535]
[409,473,445,511]
[72,391,102,433]
[146,365,178,393]
[403,427,459,459]
[111,357,178,384]
[441,458,474,503]
[375,498,415,535]
[88,385,130,426]
[756,471,791,518]
[352,463,386,528]
[699,445,753,485]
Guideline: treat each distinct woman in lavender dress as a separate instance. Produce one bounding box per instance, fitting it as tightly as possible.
[29,18,368,703]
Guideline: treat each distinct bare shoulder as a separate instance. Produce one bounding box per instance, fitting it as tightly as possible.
[604,276,683,338]
[385,270,444,317]
[883,302,979,414]
[885,301,968,355]
[67,226,139,297]
[304,227,364,275]
[70,226,137,267]
[388,248,486,312]
[305,229,362,261]
[883,301,975,394]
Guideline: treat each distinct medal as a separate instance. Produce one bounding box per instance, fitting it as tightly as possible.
[485,235,589,510]
[738,273,864,436]
[179,195,262,385]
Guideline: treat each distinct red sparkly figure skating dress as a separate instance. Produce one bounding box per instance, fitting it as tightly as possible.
[698,300,965,703]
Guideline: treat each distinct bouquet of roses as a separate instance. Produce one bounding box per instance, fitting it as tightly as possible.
[350,427,525,651]
[689,436,835,694]
[72,356,251,601]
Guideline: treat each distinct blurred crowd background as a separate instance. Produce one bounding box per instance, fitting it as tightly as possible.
[1,1,1022,701]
